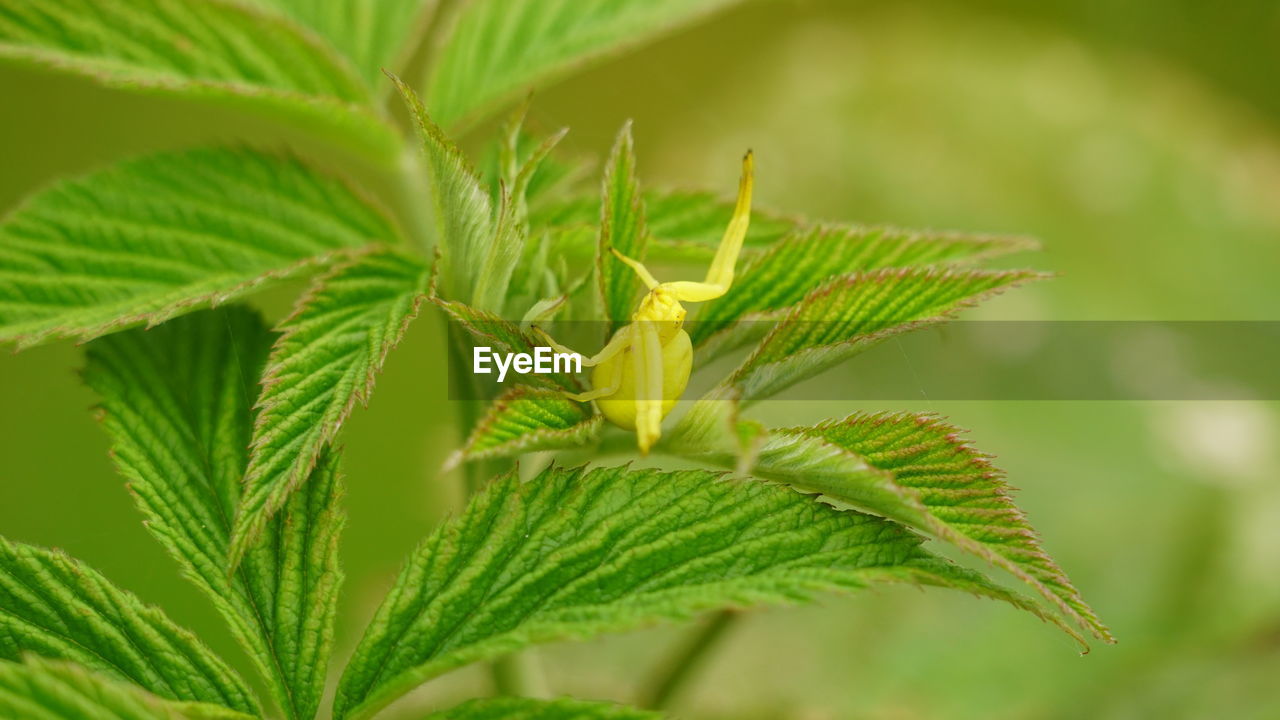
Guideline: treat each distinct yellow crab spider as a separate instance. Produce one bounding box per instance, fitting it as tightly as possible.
[536,151,754,454]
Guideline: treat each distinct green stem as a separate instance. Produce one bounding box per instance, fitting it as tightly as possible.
[393,144,436,253]
[640,610,739,710]
[444,328,479,492]
[444,326,550,695]
[492,651,550,698]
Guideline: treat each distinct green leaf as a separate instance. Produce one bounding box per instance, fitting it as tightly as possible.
[596,122,647,335]
[249,0,431,89]
[489,104,573,222]
[478,112,590,271]
[84,308,347,720]
[334,464,1050,720]
[643,190,795,257]
[481,117,590,222]
[534,189,795,259]
[450,387,603,465]
[782,413,1110,641]
[425,0,747,128]
[0,0,398,159]
[0,539,257,714]
[388,74,497,307]
[423,697,662,720]
[0,147,402,349]
[478,108,568,316]
[506,227,596,322]
[0,657,255,720]
[690,225,1038,350]
[726,268,1045,403]
[228,250,428,570]
[685,412,1111,643]
[434,296,583,394]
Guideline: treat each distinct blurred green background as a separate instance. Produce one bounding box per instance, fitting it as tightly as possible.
[2,1,1278,718]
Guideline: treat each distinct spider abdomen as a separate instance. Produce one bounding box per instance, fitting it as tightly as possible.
[594,327,693,431]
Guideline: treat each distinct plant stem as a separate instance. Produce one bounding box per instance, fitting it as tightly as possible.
[444,327,479,492]
[640,610,739,710]
[492,651,550,698]
[444,323,551,696]
[394,145,436,253]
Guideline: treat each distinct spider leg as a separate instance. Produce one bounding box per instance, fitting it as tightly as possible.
[532,324,629,402]
[632,320,665,454]
[610,247,660,289]
[563,369,621,403]
[533,324,632,367]
[665,151,754,303]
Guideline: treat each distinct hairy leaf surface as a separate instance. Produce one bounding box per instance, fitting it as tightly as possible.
[85,308,346,720]
[482,122,590,220]
[0,0,397,158]
[453,387,602,464]
[691,226,1038,350]
[334,464,1046,719]
[229,250,428,569]
[250,0,430,88]
[0,148,401,349]
[0,539,256,713]
[423,697,661,720]
[775,413,1111,641]
[475,109,566,314]
[490,117,605,317]
[596,123,647,335]
[727,268,1044,403]
[425,0,746,128]
[674,412,1109,643]
[389,75,496,306]
[0,658,254,720]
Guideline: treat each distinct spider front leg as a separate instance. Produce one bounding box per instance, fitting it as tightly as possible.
[562,367,622,403]
[609,247,659,289]
[609,151,753,306]
[532,324,631,402]
[663,150,754,303]
[532,323,632,368]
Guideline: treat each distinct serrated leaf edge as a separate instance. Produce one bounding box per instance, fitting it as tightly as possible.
[227,249,428,570]
[728,267,1050,399]
[3,247,365,351]
[451,387,604,467]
